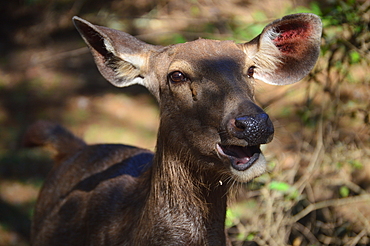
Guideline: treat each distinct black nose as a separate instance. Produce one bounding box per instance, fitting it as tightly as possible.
[233,113,274,145]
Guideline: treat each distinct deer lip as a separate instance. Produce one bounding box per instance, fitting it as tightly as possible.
[217,144,261,171]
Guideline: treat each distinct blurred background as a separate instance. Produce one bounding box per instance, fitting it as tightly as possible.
[0,0,369,245]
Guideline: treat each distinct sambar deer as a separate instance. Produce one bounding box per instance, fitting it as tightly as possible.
[26,13,322,245]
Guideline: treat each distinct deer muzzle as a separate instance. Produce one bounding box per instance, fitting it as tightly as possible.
[233,113,274,145]
[217,112,274,173]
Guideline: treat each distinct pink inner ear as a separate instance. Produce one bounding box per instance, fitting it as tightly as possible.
[272,21,311,54]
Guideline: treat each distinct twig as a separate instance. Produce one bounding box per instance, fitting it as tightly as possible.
[294,115,324,192]
[320,178,367,195]
[345,229,367,246]
[354,208,370,234]
[290,194,370,223]
[292,222,320,245]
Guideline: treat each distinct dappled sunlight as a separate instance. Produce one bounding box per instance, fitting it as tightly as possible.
[1,0,369,245]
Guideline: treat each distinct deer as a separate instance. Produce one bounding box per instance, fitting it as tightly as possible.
[25,13,322,246]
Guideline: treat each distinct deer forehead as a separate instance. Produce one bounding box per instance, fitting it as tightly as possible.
[160,39,250,76]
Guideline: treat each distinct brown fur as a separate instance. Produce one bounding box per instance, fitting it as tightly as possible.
[27,13,322,246]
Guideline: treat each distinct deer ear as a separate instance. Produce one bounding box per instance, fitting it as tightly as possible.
[73,16,158,89]
[244,13,322,85]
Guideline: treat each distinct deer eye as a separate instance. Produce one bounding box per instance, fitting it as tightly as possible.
[247,66,255,78]
[169,71,188,83]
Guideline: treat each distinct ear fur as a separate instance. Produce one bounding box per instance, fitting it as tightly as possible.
[244,13,322,85]
[72,16,158,89]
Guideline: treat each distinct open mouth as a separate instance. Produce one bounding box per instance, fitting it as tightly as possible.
[217,144,261,171]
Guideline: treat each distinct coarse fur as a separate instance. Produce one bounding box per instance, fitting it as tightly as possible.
[27,13,322,246]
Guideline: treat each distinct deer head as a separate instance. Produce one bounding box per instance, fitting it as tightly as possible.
[73,13,322,183]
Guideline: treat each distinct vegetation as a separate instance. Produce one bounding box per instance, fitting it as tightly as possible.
[0,0,369,245]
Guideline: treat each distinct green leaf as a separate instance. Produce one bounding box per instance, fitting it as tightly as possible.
[246,233,255,241]
[349,160,363,169]
[225,209,236,228]
[269,181,291,192]
[339,186,350,197]
[349,51,360,64]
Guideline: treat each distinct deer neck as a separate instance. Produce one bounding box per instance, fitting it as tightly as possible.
[137,131,229,245]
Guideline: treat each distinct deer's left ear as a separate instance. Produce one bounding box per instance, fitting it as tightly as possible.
[243,13,322,85]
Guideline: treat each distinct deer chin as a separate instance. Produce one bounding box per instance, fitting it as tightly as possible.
[217,144,267,182]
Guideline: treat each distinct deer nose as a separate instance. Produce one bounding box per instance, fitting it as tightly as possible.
[232,113,274,145]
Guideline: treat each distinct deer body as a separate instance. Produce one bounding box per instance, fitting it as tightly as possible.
[27,13,322,245]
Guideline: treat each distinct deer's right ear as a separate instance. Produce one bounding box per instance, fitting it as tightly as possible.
[73,16,158,90]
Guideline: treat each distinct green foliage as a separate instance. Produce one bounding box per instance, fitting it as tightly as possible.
[339,186,350,197]
[300,0,369,135]
[349,51,361,64]
[269,181,300,200]
[348,160,363,169]
[269,181,290,192]
[319,0,369,69]
[225,209,235,228]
